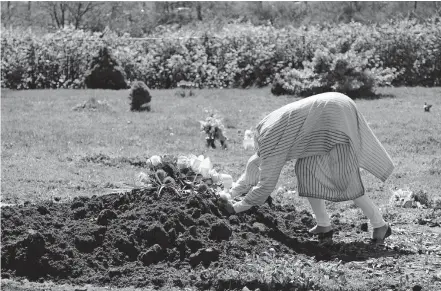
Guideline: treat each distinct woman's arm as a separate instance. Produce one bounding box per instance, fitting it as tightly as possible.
[230,153,261,198]
[233,153,286,213]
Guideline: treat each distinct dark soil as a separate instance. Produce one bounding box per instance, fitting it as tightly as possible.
[1,187,407,290]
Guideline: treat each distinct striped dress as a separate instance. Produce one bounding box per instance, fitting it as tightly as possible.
[231,92,394,213]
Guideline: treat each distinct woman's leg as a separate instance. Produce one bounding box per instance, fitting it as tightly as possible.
[353,195,391,241]
[353,195,385,228]
[307,197,332,227]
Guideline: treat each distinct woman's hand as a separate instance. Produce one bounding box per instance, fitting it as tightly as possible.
[222,199,236,214]
[218,192,236,214]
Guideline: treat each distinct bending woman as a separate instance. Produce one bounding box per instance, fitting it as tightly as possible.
[225,92,394,243]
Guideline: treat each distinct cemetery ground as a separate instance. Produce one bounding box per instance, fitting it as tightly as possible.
[1,87,441,291]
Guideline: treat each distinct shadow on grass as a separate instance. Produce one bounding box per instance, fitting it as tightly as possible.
[271,87,397,100]
[352,92,396,100]
[267,226,412,262]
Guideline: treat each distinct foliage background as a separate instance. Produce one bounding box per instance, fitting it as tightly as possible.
[2,20,440,92]
[1,2,441,95]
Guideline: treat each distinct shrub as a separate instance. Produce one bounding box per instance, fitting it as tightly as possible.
[1,20,440,91]
[375,20,441,86]
[271,46,399,97]
[129,80,152,111]
[84,47,127,90]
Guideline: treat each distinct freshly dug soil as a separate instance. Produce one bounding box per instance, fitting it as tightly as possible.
[1,187,380,290]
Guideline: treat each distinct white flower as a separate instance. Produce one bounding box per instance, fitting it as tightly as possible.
[199,157,213,177]
[243,129,255,150]
[219,173,233,190]
[209,169,220,182]
[137,172,149,184]
[190,155,204,172]
[177,156,190,169]
[150,155,162,166]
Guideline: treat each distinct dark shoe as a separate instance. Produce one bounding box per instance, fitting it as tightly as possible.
[309,225,334,242]
[309,225,333,234]
[318,230,334,242]
[372,223,392,244]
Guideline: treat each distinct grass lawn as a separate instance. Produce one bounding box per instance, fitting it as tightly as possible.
[1,87,441,290]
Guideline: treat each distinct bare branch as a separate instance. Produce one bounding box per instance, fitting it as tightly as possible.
[66,2,97,29]
[52,3,60,27]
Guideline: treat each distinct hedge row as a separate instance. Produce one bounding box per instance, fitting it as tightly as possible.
[1,20,440,94]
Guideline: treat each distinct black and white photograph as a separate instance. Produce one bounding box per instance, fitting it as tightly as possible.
[1,1,440,290]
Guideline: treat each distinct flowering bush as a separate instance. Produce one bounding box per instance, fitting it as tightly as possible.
[1,20,440,92]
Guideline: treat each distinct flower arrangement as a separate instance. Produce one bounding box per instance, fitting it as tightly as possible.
[199,114,228,149]
[138,154,233,198]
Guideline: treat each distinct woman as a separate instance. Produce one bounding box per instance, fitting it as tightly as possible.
[221,92,394,243]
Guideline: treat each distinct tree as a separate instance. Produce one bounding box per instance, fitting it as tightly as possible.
[337,2,366,23]
[2,1,441,33]
[41,1,98,29]
[1,1,13,27]
[67,2,97,29]
[44,1,68,28]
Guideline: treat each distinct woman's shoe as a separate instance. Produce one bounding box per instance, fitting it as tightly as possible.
[309,225,333,234]
[372,223,392,244]
[309,225,334,242]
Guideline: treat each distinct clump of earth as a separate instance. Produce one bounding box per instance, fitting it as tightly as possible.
[72,97,112,112]
[1,156,377,290]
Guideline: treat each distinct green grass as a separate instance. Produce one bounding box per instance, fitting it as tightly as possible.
[2,87,441,290]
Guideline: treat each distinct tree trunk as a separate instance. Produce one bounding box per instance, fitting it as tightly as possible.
[51,2,67,28]
[75,3,82,29]
[60,3,65,28]
[7,1,11,22]
[197,3,202,21]
[27,1,31,22]
[52,4,60,28]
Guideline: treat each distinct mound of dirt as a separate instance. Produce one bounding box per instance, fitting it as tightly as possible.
[1,156,393,290]
[72,98,112,112]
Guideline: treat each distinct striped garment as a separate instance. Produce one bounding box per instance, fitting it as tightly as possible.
[231,92,394,213]
[295,143,364,201]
